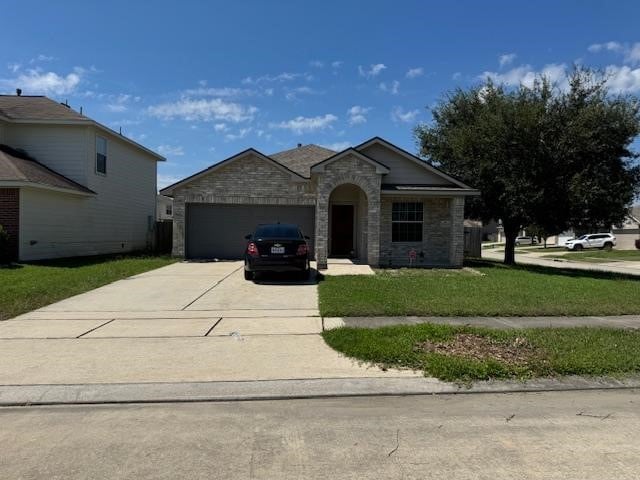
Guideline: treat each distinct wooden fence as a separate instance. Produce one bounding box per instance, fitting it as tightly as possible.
[464,226,482,258]
[155,220,173,254]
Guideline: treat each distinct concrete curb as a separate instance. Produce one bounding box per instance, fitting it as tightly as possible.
[2,375,640,407]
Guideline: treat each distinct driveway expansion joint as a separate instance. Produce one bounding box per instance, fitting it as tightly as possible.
[76,319,115,338]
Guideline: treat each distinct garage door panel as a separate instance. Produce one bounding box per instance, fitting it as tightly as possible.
[186,204,315,259]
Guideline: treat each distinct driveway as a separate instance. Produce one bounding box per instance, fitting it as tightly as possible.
[0,261,416,385]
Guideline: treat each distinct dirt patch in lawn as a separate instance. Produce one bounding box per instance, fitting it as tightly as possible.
[414,334,545,366]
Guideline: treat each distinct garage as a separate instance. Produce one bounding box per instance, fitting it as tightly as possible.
[185,203,315,259]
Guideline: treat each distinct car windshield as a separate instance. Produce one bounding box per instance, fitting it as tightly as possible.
[577,235,588,240]
[254,224,301,239]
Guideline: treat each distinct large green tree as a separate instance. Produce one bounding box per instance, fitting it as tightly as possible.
[415,69,640,264]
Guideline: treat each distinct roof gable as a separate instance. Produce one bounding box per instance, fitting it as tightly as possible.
[160,148,307,195]
[355,137,474,189]
[309,148,390,174]
[270,144,336,177]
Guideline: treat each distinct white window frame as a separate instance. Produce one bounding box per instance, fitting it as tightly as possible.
[392,202,424,243]
[96,136,107,175]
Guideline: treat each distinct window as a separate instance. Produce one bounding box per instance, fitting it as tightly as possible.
[166,205,173,215]
[96,136,107,174]
[392,202,423,242]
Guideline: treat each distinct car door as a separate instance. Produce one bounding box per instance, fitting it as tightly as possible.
[590,235,603,248]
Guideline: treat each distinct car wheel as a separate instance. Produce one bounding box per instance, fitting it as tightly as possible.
[244,269,253,281]
[574,244,583,251]
[603,242,613,251]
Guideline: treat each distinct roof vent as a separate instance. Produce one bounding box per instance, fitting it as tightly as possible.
[297,143,302,148]
[16,88,22,96]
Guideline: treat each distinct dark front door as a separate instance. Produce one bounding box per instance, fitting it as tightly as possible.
[331,204,354,256]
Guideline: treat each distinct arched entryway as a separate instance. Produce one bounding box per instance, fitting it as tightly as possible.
[328,183,368,260]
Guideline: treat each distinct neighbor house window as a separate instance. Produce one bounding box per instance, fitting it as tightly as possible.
[392,202,423,242]
[166,205,172,215]
[96,136,107,174]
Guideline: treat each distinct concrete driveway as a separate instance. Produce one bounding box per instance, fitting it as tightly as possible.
[0,261,416,385]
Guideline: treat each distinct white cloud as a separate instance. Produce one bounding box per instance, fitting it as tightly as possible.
[157,144,185,156]
[452,72,462,80]
[379,80,400,95]
[147,98,257,123]
[309,60,324,68]
[105,93,139,113]
[391,106,420,123]
[182,86,256,97]
[499,53,517,68]
[588,41,623,53]
[358,63,387,78]
[603,65,640,93]
[321,141,352,151]
[7,63,21,73]
[241,72,312,84]
[331,61,343,69]
[284,86,322,101]
[213,123,228,132]
[480,63,569,90]
[270,113,338,134]
[347,105,371,125]
[225,127,252,141]
[588,41,640,65]
[626,43,640,64]
[405,67,424,79]
[30,54,55,64]
[0,68,82,95]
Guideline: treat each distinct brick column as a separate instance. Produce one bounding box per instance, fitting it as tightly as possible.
[315,194,329,269]
[366,193,380,267]
[171,193,185,257]
[449,196,465,266]
[0,188,19,261]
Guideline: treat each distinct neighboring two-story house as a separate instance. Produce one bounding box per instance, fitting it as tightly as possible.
[0,94,164,261]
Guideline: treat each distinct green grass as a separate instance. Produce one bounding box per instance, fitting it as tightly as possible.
[318,261,640,317]
[322,323,640,382]
[0,254,177,320]
[543,249,640,263]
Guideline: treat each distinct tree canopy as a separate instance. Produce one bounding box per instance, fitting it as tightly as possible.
[415,68,640,264]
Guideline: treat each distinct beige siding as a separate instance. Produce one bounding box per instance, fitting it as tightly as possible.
[18,127,157,261]
[4,124,89,185]
[360,143,453,186]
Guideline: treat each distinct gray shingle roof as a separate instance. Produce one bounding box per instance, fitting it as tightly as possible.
[0,95,88,121]
[0,145,94,194]
[270,144,337,177]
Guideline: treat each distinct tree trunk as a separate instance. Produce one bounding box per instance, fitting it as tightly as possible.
[503,226,519,265]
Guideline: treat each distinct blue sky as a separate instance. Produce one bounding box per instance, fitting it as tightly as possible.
[1,0,639,189]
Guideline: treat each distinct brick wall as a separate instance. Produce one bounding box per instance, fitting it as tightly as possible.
[380,195,464,267]
[171,153,315,256]
[0,188,19,261]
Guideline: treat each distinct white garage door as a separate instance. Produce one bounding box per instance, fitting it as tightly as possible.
[185,203,315,259]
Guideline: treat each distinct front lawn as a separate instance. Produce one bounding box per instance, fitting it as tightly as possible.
[322,323,640,382]
[543,249,640,263]
[0,254,176,320]
[318,261,640,317]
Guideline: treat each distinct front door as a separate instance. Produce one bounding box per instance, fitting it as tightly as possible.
[331,204,354,256]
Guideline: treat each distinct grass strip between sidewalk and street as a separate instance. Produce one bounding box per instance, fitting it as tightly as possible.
[542,249,640,263]
[322,323,640,382]
[0,254,176,320]
[318,260,640,317]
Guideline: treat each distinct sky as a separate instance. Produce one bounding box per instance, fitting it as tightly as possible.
[1,0,639,189]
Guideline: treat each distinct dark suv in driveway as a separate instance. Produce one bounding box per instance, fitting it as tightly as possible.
[244,223,311,280]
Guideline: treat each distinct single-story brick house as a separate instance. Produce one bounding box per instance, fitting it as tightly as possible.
[160,137,479,268]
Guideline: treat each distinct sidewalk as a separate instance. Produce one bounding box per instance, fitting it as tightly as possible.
[482,249,640,277]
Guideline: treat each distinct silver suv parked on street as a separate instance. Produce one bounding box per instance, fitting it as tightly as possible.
[565,233,616,251]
